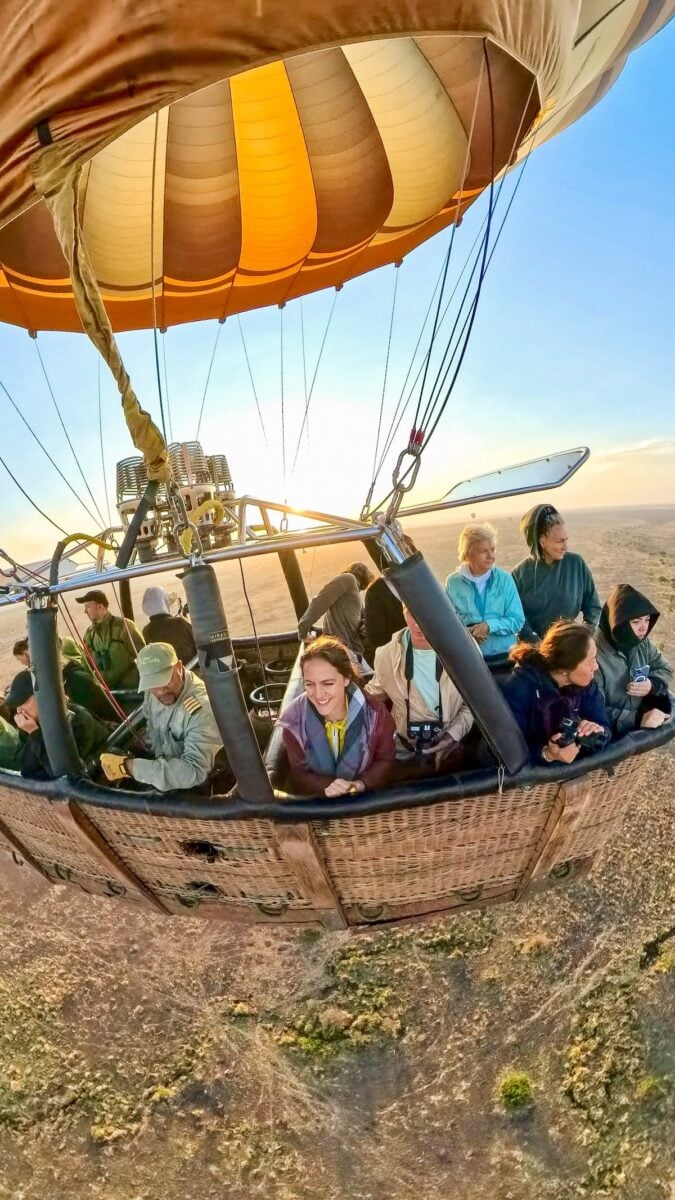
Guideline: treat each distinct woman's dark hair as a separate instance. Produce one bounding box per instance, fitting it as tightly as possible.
[301,637,361,687]
[13,637,29,657]
[510,620,592,674]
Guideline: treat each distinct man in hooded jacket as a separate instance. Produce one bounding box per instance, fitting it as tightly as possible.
[595,583,672,736]
[512,504,601,642]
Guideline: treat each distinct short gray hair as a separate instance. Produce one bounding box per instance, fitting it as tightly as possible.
[458,522,497,563]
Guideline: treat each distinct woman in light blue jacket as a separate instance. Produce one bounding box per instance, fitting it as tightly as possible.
[445,523,524,659]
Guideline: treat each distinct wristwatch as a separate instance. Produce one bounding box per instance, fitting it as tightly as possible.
[541,746,552,763]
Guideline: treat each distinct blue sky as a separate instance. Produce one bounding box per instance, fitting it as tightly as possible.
[1,20,674,561]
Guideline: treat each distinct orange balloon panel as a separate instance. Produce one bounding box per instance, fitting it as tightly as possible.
[0,0,671,332]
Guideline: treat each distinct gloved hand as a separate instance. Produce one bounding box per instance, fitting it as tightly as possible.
[100,753,131,782]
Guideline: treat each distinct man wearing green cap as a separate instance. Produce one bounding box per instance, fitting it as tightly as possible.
[100,643,223,792]
[76,590,144,690]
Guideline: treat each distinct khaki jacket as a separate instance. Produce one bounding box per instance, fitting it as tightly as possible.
[366,630,473,743]
[132,670,222,792]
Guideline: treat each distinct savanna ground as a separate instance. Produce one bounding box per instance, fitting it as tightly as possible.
[0,506,673,1199]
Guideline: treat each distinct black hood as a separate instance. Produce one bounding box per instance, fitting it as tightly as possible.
[599,584,659,650]
[519,503,561,560]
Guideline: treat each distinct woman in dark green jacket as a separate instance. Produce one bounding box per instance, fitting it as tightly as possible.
[512,504,601,642]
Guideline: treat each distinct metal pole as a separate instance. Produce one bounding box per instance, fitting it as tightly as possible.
[181,562,274,802]
[0,523,383,611]
[27,598,84,777]
[375,523,529,775]
[277,550,309,621]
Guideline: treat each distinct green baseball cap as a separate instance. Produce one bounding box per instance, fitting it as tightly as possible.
[136,642,178,690]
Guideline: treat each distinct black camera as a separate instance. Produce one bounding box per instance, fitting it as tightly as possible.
[398,720,444,757]
[555,716,607,752]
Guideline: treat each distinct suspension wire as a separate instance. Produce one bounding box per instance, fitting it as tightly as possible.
[195,320,225,441]
[369,64,488,497]
[411,55,485,435]
[290,287,339,474]
[0,454,69,536]
[149,111,169,446]
[32,340,107,529]
[371,45,498,515]
[300,299,308,417]
[300,300,311,449]
[238,559,270,704]
[373,133,535,490]
[161,331,174,444]
[414,221,489,434]
[367,62,538,513]
[97,356,113,528]
[369,264,401,492]
[370,250,455,484]
[416,66,535,437]
[0,375,103,528]
[371,219,488,486]
[280,305,287,501]
[237,316,269,447]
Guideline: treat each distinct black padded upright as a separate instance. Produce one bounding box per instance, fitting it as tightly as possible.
[181,563,274,801]
[387,552,529,774]
[27,603,83,777]
[116,480,159,568]
[278,549,309,620]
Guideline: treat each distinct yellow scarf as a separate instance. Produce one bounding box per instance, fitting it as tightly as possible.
[325,716,347,761]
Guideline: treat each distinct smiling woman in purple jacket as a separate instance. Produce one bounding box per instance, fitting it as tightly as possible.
[501,621,611,766]
[278,637,396,797]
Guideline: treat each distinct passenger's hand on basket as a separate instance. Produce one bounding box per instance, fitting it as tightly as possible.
[546,735,579,764]
[640,708,667,729]
[100,752,132,782]
[325,778,365,797]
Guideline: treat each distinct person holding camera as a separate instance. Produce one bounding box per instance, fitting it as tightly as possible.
[595,584,672,736]
[366,607,473,778]
[502,621,610,765]
[279,637,395,798]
